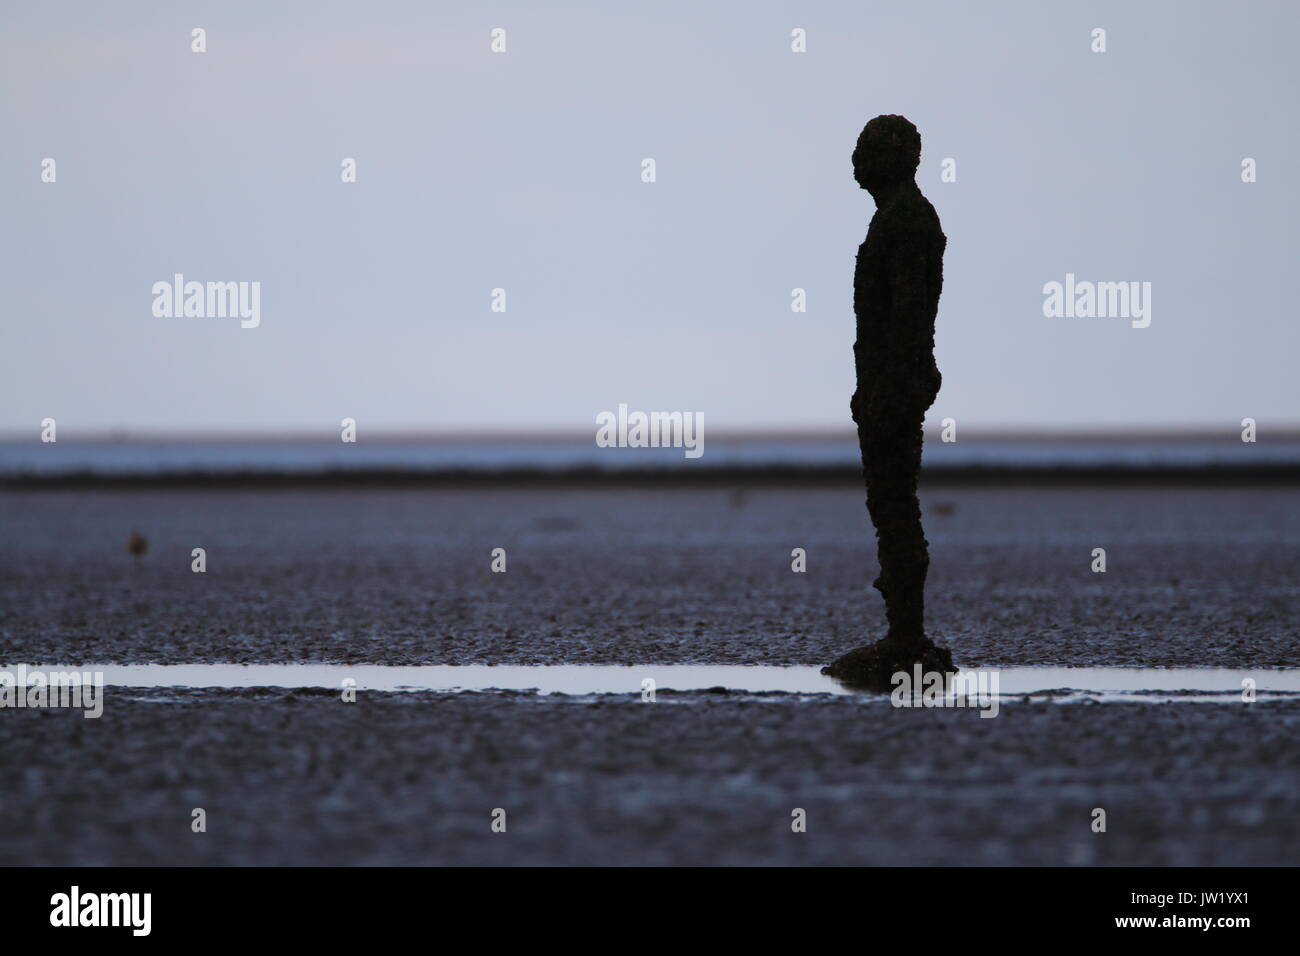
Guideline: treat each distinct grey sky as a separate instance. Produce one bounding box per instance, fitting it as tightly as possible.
[2,0,1297,434]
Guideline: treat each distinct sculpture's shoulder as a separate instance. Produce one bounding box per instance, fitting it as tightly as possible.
[862,191,946,262]
[890,191,945,250]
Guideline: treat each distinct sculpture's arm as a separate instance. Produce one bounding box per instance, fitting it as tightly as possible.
[850,245,871,424]
[870,229,939,418]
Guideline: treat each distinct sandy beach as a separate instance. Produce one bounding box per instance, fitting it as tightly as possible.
[1,485,1296,667]
[3,688,1296,866]
[1,483,1298,865]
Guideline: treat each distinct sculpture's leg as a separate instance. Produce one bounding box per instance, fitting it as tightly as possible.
[824,403,951,689]
[862,405,929,646]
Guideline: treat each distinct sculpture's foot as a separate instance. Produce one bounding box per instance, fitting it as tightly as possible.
[821,635,955,693]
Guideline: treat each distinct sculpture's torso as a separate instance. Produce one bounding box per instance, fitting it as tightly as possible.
[853,189,946,400]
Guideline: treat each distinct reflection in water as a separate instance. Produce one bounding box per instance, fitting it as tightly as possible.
[8,663,1300,702]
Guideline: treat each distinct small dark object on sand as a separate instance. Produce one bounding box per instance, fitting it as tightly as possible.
[127,530,148,558]
[822,636,955,693]
[932,500,956,517]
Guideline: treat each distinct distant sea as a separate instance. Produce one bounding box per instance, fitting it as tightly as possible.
[2,433,1298,481]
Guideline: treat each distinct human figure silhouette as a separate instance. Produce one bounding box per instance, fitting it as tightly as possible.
[824,114,954,687]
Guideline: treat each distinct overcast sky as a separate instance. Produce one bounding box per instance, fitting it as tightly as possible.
[2,0,1297,435]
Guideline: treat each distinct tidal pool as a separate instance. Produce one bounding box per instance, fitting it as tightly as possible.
[10,663,1300,702]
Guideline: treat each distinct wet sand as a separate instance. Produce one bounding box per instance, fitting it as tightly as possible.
[1,485,1297,865]
[3,688,1296,866]
[1,485,1297,667]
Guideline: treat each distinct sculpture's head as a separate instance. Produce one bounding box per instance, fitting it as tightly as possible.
[852,114,921,193]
